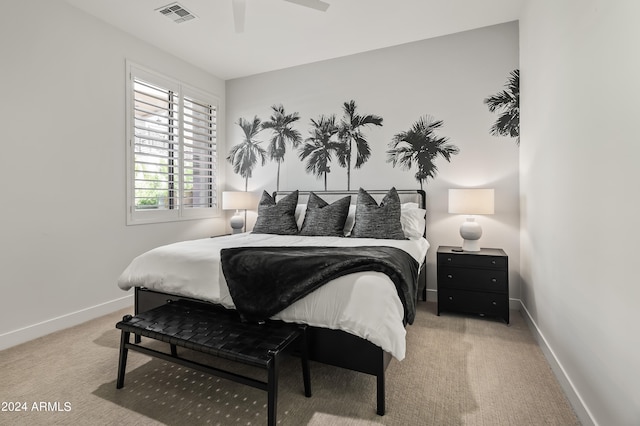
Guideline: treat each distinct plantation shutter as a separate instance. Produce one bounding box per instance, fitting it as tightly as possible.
[127,62,219,224]
[182,92,217,209]
[132,77,179,211]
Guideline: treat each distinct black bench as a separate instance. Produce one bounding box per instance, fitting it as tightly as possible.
[115,299,311,426]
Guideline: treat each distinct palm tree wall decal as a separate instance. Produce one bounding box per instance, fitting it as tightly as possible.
[485,69,520,145]
[226,116,267,191]
[298,115,340,190]
[261,104,302,191]
[387,115,459,190]
[336,100,383,190]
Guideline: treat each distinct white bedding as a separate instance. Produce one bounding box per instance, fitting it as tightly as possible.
[117,233,429,360]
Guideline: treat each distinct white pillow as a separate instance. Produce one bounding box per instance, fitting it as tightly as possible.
[400,203,426,239]
[401,202,420,210]
[295,204,307,230]
[342,204,357,235]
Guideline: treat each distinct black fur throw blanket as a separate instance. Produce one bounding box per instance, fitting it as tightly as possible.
[220,246,419,324]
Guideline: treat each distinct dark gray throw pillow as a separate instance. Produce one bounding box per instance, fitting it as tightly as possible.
[350,187,406,240]
[299,193,351,237]
[252,190,299,235]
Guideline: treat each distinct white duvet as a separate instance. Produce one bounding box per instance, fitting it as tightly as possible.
[117,233,429,360]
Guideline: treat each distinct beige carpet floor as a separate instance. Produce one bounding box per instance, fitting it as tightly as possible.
[0,302,579,425]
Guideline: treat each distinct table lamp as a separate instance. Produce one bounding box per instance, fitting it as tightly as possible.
[448,188,494,252]
[222,191,255,233]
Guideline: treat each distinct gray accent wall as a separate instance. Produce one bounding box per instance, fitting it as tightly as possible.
[226,22,520,303]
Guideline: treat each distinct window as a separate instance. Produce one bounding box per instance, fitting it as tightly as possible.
[126,63,219,224]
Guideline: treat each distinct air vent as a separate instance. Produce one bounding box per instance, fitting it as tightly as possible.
[156,2,196,23]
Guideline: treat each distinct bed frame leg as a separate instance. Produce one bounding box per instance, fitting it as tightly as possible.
[300,326,312,397]
[376,372,385,415]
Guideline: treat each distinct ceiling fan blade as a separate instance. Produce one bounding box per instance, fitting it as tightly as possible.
[283,0,330,12]
[232,0,246,33]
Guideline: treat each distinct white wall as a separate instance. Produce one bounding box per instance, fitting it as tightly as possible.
[226,22,520,300]
[520,1,640,424]
[0,0,226,349]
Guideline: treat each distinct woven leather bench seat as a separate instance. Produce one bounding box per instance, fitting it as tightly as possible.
[115,299,311,426]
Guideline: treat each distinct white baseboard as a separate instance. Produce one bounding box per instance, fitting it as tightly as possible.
[519,301,596,426]
[425,288,438,302]
[0,294,134,351]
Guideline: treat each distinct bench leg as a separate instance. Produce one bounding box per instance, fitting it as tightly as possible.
[170,344,178,356]
[116,330,130,389]
[267,354,279,426]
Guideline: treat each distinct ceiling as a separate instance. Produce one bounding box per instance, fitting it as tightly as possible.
[63,0,524,80]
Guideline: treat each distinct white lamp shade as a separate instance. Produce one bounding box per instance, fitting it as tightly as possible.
[222,191,255,210]
[448,189,495,215]
[449,188,494,252]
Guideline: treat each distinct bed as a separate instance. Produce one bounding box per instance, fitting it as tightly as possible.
[117,188,429,415]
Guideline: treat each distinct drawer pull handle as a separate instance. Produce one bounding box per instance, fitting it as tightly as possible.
[449,296,454,300]
[492,301,497,305]
[492,278,497,283]
[447,274,453,279]
[491,260,496,265]
[447,257,452,262]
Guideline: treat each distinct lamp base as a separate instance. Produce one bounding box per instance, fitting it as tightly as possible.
[461,239,481,252]
[230,211,244,234]
[459,217,482,252]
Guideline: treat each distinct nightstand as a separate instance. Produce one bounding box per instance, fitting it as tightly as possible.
[437,246,509,324]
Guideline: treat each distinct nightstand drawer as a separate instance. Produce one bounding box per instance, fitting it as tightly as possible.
[438,288,507,317]
[438,253,507,269]
[438,267,508,293]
